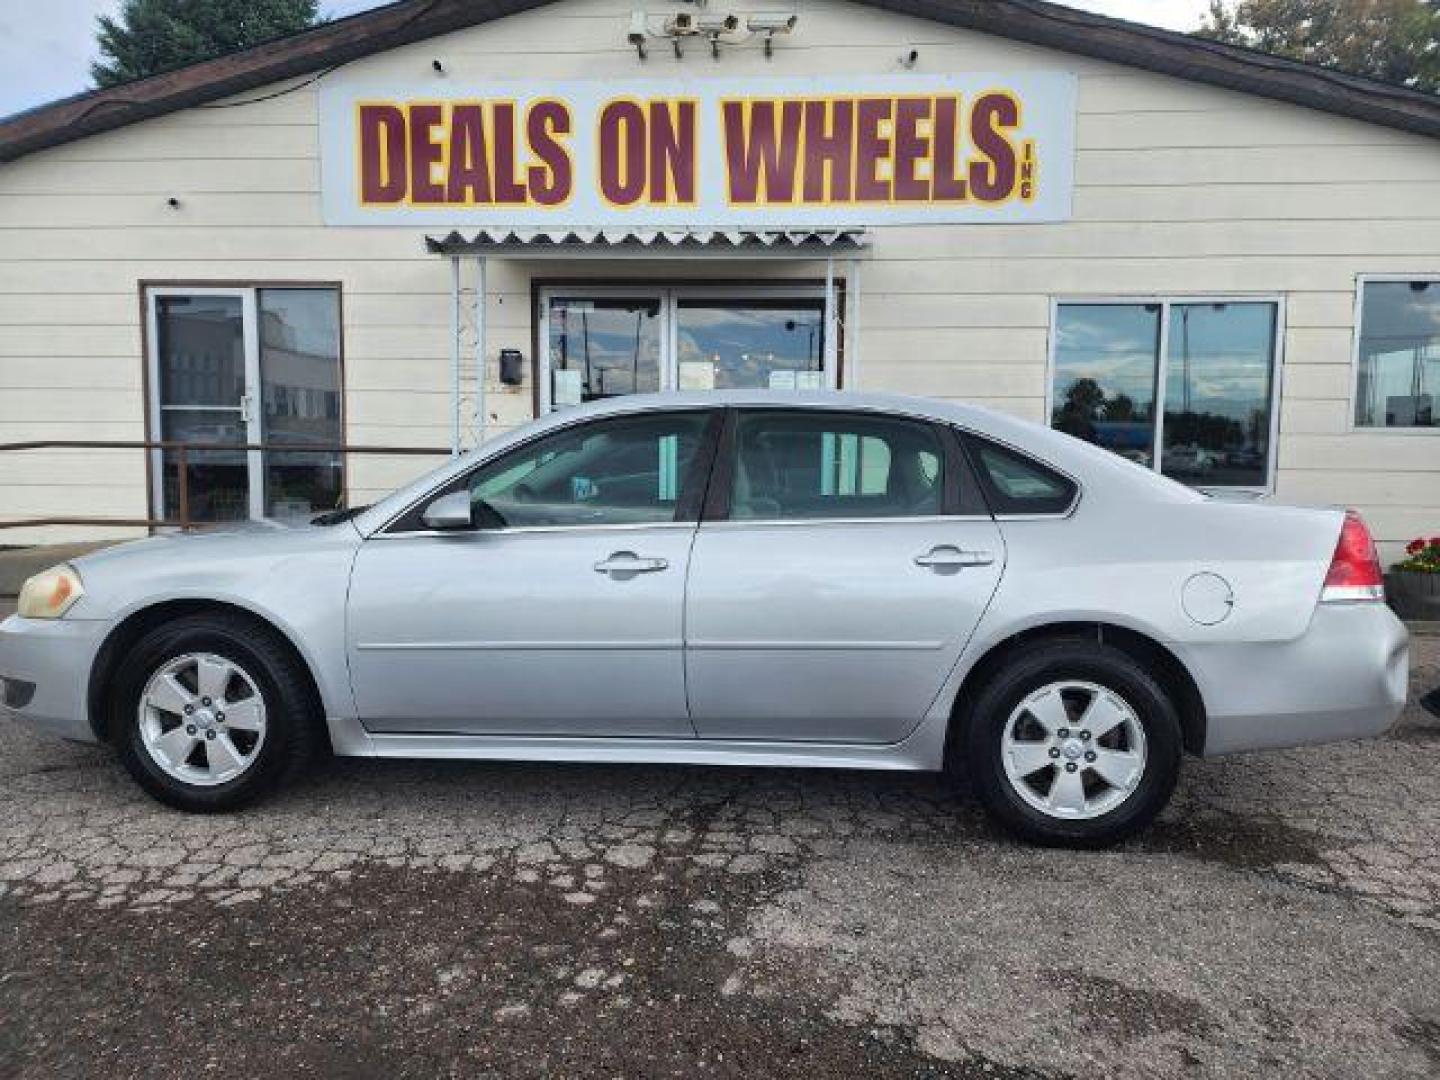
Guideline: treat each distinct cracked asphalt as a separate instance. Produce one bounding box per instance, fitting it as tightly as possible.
[1,635,1437,1079]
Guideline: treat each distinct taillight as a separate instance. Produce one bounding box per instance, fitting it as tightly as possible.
[1321,510,1385,603]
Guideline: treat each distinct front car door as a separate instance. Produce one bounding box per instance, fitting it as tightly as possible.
[685,408,1007,743]
[347,408,720,736]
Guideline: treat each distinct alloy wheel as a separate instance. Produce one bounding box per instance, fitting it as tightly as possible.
[137,652,268,787]
[1000,680,1147,820]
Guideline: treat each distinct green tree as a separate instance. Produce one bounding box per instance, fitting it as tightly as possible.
[1198,0,1440,92]
[92,0,324,87]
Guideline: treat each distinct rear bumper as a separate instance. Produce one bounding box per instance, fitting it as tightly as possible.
[1193,602,1409,756]
[0,614,108,743]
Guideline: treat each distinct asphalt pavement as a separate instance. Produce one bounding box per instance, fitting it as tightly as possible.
[1,635,1438,1078]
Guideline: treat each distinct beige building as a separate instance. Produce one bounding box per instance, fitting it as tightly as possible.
[1,0,1437,562]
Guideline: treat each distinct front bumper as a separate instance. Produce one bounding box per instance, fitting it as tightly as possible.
[0,614,109,743]
[1192,602,1409,756]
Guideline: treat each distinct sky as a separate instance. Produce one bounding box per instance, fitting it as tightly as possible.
[0,0,1213,119]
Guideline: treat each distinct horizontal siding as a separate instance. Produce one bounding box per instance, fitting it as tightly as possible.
[0,353,143,390]
[3,220,1439,258]
[0,0,1436,552]
[1275,469,1440,507]
[1278,434,1440,471]
[1280,399,1351,435]
[0,326,142,359]
[1278,364,1353,402]
[0,388,145,424]
[1286,327,1359,365]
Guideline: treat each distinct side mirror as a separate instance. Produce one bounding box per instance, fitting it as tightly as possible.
[421,491,474,531]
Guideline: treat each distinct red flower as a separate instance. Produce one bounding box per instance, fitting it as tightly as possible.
[1430,536,1440,549]
[1408,538,1426,554]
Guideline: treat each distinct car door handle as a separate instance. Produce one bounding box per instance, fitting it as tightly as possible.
[914,546,995,569]
[594,551,669,575]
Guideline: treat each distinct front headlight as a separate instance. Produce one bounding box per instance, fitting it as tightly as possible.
[17,564,85,619]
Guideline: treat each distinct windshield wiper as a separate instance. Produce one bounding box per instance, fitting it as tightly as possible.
[311,505,371,526]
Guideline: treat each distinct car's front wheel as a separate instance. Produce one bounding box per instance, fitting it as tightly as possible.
[111,612,320,812]
[962,639,1183,847]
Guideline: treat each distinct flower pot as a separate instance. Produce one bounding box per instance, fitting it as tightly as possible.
[1386,570,1440,621]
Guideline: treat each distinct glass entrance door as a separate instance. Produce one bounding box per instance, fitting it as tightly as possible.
[541,287,830,411]
[148,287,343,523]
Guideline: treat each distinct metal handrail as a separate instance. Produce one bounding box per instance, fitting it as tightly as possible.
[0,439,452,530]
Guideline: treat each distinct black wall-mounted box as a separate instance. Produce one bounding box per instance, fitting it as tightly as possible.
[499,348,524,385]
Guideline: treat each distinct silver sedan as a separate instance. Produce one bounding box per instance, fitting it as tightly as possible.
[0,392,1410,846]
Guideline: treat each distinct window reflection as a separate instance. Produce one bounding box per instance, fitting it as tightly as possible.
[1051,305,1160,468]
[1053,301,1278,489]
[155,295,249,522]
[677,299,825,391]
[259,289,344,518]
[1356,281,1440,428]
[730,411,941,520]
[467,413,708,527]
[1161,303,1276,489]
[547,298,661,406]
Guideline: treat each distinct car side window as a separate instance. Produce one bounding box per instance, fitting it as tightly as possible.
[963,434,1078,516]
[729,410,944,521]
[462,412,712,528]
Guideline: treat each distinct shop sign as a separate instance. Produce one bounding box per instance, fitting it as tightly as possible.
[319,74,1076,227]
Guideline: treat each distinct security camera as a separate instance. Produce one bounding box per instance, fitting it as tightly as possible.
[663,12,696,57]
[747,13,797,56]
[627,10,648,58]
[746,13,797,32]
[697,13,739,57]
[696,13,740,32]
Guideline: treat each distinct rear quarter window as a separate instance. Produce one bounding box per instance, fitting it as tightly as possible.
[963,434,1078,516]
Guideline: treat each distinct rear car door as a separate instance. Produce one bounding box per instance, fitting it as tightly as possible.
[684,408,1006,743]
[347,409,720,736]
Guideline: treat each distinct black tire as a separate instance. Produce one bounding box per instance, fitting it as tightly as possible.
[110,612,321,813]
[960,639,1183,848]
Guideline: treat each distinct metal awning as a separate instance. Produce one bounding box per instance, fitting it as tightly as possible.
[424,228,869,259]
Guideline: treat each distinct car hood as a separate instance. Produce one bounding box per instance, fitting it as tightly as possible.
[73,517,341,567]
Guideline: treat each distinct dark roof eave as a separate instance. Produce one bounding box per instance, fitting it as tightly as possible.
[0,0,550,163]
[894,0,1440,140]
[3,0,1440,164]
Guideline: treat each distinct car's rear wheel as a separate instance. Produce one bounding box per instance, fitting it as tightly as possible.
[961,639,1183,847]
[111,612,320,812]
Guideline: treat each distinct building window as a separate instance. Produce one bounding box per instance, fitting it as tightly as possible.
[146,285,344,523]
[540,286,832,411]
[1051,299,1280,490]
[1355,278,1440,429]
